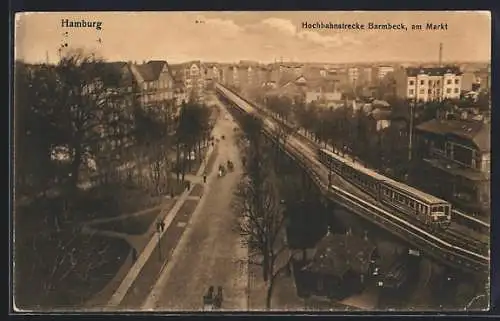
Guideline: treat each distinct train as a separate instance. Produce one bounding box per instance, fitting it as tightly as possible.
[317,148,452,230]
[216,83,453,230]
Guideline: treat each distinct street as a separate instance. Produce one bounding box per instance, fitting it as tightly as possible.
[142,96,248,311]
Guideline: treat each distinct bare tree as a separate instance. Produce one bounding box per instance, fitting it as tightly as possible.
[148,142,170,195]
[271,115,300,170]
[234,171,293,309]
[233,113,295,309]
[50,49,133,193]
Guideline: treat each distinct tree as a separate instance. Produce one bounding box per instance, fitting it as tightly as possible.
[267,95,293,121]
[175,99,211,181]
[15,62,62,197]
[233,113,295,309]
[132,98,176,193]
[45,49,133,193]
[271,114,299,169]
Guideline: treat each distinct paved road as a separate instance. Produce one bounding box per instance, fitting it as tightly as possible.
[143,97,248,311]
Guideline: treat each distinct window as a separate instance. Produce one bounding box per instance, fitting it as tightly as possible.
[419,89,425,94]
[428,80,432,86]
[455,79,460,84]
[409,80,415,85]
[409,89,414,95]
[447,79,452,85]
[436,80,440,85]
[446,88,451,93]
[428,89,432,94]
[453,144,474,167]
[454,88,459,93]
[420,80,424,85]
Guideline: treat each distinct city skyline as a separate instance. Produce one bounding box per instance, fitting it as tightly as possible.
[15,11,491,65]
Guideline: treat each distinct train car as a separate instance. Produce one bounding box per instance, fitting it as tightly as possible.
[379,180,451,229]
[318,148,385,199]
[318,148,451,229]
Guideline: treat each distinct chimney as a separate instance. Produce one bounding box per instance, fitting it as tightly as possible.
[438,43,443,67]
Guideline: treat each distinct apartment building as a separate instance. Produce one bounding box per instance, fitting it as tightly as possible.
[347,67,359,84]
[377,65,395,80]
[395,66,462,102]
[130,60,176,108]
[182,61,206,103]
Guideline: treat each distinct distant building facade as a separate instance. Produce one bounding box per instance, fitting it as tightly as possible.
[347,67,359,84]
[377,66,395,80]
[182,61,206,103]
[395,66,463,102]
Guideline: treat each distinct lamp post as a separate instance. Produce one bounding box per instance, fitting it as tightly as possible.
[408,100,415,162]
[156,220,163,261]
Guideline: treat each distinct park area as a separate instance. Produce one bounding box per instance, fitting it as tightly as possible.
[14,176,190,309]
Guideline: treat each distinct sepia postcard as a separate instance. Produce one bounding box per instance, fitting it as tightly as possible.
[12,11,491,313]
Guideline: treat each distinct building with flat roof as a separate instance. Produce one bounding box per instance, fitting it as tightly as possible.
[395,66,463,102]
[414,117,490,215]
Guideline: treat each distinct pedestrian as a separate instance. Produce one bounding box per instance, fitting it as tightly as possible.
[214,286,223,308]
[203,173,207,183]
[160,221,165,232]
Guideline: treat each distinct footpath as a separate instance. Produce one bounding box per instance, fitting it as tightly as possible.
[97,142,219,311]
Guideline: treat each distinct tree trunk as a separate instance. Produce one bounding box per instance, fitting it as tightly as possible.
[266,280,274,310]
[181,146,186,182]
[184,148,190,173]
[176,142,181,183]
[262,253,269,282]
[69,144,82,193]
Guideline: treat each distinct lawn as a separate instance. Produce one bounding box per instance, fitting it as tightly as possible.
[190,184,204,197]
[71,182,165,222]
[14,231,131,310]
[93,208,164,236]
[177,199,199,217]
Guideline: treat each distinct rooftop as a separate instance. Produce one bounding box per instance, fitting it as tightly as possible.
[406,66,462,77]
[134,60,172,82]
[303,230,376,277]
[416,118,490,152]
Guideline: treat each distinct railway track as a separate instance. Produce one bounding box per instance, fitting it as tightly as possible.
[216,84,490,269]
[243,94,491,242]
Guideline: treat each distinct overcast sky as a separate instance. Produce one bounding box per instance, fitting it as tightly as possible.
[15,11,491,64]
